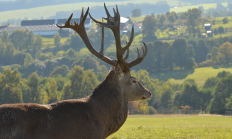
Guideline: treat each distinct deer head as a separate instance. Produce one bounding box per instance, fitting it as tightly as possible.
[56,4,151,102]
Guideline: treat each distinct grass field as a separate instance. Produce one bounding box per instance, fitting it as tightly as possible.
[151,65,232,86]
[0,0,180,23]
[107,115,232,139]
[42,37,68,49]
[170,3,227,13]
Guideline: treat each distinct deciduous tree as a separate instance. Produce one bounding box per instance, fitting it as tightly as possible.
[68,66,84,99]
[195,40,208,63]
[1,30,9,43]
[131,9,142,17]
[218,42,232,65]
[24,53,34,66]
[48,78,58,103]
[172,38,188,70]
[54,32,61,47]
[34,34,43,51]
[158,14,167,26]
[142,15,158,42]
[186,8,202,37]
[27,72,40,103]
[0,69,23,104]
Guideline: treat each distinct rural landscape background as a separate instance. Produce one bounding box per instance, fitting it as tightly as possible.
[0,0,232,138]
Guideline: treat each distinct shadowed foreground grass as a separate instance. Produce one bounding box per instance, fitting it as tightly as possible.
[107,115,232,139]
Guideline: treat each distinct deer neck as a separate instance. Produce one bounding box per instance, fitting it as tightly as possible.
[89,70,129,137]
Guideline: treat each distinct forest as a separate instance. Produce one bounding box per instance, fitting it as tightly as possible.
[1,2,232,115]
[1,26,232,114]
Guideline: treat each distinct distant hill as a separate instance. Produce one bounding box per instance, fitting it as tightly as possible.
[0,0,128,12]
[0,1,170,23]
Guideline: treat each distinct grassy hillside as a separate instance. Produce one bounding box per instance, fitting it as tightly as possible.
[0,0,179,23]
[151,65,232,86]
[171,3,227,13]
[108,115,232,139]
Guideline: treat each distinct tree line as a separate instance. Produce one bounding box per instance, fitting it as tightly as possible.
[1,29,232,114]
[1,66,232,114]
[2,28,232,76]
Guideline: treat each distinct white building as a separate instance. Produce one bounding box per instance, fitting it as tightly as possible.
[120,17,130,36]
[0,18,92,36]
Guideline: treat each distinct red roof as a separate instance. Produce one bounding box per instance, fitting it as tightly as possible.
[133,21,141,28]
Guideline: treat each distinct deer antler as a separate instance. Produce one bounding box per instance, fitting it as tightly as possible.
[56,4,147,70]
[56,8,117,66]
[89,3,147,70]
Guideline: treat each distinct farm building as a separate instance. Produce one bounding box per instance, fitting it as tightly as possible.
[206,30,212,37]
[0,25,8,30]
[0,25,62,36]
[0,18,92,36]
[128,21,142,34]
[0,17,130,36]
[120,17,130,35]
[203,23,212,31]
[202,23,212,38]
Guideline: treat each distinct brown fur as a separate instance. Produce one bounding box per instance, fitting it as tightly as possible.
[0,66,151,139]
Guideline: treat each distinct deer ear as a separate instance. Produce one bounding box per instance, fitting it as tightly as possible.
[115,62,125,78]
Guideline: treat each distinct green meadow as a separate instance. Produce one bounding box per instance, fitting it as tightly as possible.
[170,3,227,13]
[42,37,68,49]
[152,65,232,86]
[108,115,232,139]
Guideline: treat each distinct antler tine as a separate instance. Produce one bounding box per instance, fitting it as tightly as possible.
[89,14,109,27]
[123,41,129,61]
[122,24,134,53]
[80,7,89,25]
[124,48,129,61]
[113,8,116,15]
[116,5,119,13]
[88,4,148,69]
[56,13,73,28]
[127,41,148,68]
[104,3,112,17]
[80,7,84,23]
[99,18,104,55]
[57,7,117,66]
[136,48,140,58]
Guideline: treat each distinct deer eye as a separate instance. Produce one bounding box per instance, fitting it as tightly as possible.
[132,80,136,83]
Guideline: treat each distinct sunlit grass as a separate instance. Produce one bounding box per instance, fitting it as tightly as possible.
[130,16,145,22]
[42,37,68,49]
[108,115,232,139]
[166,66,232,86]
[170,3,227,13]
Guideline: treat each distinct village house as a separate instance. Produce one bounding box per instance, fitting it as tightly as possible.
[127,21,142,34]
[0,18,92,36]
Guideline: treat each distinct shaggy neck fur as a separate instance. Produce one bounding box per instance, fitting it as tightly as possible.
[88,69,129,138]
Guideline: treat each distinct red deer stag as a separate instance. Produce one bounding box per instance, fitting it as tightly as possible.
[0,4,151,139]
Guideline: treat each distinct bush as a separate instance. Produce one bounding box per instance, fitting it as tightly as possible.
[218,26,225,34]
[198,60,214,67]
[223,17,228,24]
[213,28,218,35]
[50,65,70,77]
[148,106,156,114]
